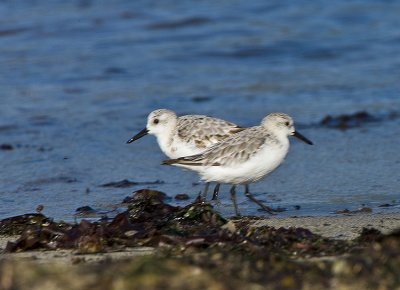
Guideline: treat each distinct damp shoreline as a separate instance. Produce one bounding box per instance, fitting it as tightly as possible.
[1,211,400,255]
[1,188,399,289]
[1,209,399,290]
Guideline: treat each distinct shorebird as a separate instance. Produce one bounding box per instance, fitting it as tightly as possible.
[127,109,243,199]
[162,113,313,215]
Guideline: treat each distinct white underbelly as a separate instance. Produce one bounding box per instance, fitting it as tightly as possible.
[164,139,206,159]
[199,146,288,184]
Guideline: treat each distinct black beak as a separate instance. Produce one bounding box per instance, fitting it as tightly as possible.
[293,131,313,145]
[127,128,149,144]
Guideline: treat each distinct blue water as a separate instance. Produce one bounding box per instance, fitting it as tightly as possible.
[0,0,399,220]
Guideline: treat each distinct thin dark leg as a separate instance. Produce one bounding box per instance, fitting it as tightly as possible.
[244,184,250,195]
[244,186,275,214]
[212,183,221,200]
[230,185,240,216]
[201,182,209,201]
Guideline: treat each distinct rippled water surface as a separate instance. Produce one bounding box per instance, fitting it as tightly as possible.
[1,0,399,220]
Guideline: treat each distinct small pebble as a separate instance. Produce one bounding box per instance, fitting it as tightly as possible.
[36,204,44,213]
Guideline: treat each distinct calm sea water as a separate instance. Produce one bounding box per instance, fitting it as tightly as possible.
[1,0,399,220]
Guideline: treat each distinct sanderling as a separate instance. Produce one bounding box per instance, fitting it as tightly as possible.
[162,113,313,216]
[127,109,243,198]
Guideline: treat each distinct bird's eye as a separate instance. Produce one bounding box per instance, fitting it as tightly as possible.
[153,118,159,124]
[285,121,290,126]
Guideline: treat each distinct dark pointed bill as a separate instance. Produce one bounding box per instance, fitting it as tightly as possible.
[127,128,149,144]
[292,131,313,145]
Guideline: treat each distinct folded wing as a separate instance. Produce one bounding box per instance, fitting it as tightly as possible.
[163,126,268,167]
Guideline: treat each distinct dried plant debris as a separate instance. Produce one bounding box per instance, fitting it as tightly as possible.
[320,110,399,130]
[191,95,213,103]
[334,206,372,214]
[122,188,169,204]
[379,200,399,207]
[146,16,211,30]
[1,189,400,289]
[1,189,352,257]
[0,143,13,150]
[175,193,190,200]
[320,111,377,129]
[333,229,400,290]
[100,179,164,188]
[0,213,51,236]
[233,220,350,257]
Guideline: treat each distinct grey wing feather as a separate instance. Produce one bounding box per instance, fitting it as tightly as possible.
[177,115,243,148]
[165,127,267,167]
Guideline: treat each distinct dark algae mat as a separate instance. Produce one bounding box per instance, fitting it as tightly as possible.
[1,189,399,290]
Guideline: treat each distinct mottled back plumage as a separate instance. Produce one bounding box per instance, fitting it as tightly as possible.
[177,115,243,149]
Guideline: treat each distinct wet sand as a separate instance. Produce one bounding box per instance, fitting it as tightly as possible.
[255,212,400,240]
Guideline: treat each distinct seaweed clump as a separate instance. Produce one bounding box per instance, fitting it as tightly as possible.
[0,213,52,236]
[332,229,400,290]
[320,111,377,129]
[0,189,400,289]
[1,189,348,258]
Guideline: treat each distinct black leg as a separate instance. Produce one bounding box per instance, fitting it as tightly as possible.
[212,183,221,200]
[201,182,209,201]
[230,185,240,216]
[244,184,250,195]
[244,188,275,215]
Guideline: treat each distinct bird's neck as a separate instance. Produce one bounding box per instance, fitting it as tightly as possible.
[267,130,290,149]
[155,128,176,157]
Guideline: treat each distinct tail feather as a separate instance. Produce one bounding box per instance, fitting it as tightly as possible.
[162,156,221,166]
[162,154,204,166]
[161,159,180,165]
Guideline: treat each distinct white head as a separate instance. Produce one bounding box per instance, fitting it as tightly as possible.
[127,109,178,143]
[145,109,178,137]
[261,113,313,145]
